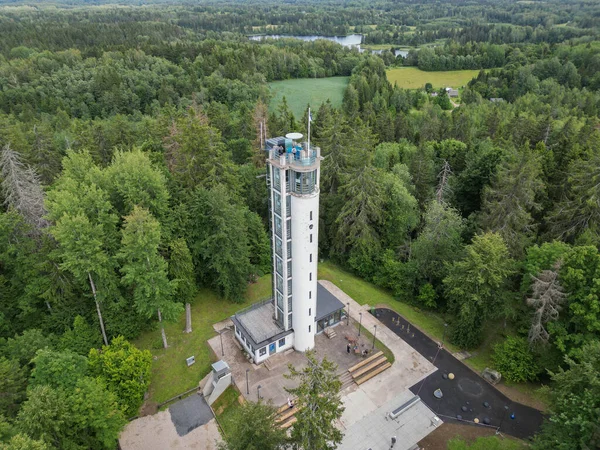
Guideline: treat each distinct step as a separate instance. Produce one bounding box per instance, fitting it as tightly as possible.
[276,398,297,415]
[280,415,297,429]
[264,358,274,371]
[339,372,353,382]
[324,328,337,339]
[276,406,298,423]
[355,362,392,385]
[351,357,388,379]
[348,351,383,373]
[341,376,356,390]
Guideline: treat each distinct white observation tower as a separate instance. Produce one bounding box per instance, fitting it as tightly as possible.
[266,132,320,352]
[232,128,345,364]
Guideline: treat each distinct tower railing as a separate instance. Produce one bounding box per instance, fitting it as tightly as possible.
[268,145,319,168]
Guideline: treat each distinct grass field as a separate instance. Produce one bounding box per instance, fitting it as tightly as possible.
[317,261,457,351]
[137,259,543,409]
[269,76,349,118]
[134,275,272,405]
[212,385,241,437]
[387,67,481,89]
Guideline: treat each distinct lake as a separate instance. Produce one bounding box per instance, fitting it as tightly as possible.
[249,34,363,47]
[249,34,411,57]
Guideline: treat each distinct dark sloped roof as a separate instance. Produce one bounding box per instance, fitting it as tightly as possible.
[316,282,345,320]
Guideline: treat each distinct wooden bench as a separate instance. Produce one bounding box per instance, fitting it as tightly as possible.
[355,362,392,385]
[275,406,298,423]
[280,416,297,429]
[348,351,383,373]
[351,356,388,379]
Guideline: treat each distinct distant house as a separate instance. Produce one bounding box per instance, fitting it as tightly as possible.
[489,98,505,103]
[430,92,438,97]
[445,87,459,97]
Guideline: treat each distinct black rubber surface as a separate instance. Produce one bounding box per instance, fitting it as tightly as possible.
[373,308,545,440]
[168,393,214,437]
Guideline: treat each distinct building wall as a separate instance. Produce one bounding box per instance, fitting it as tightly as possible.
[254,332,295,364]
[291,193,319,352]
[234,325,294,364]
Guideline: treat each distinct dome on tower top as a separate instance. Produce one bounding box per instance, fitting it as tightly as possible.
[285,132,303,140]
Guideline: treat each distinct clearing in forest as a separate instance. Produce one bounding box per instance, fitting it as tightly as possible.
[387,67,481,90]
[268,76,349,118]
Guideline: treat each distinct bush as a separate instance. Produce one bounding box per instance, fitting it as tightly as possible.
[492,336,538,383]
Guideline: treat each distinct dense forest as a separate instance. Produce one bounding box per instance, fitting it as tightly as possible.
[0,0,599,448]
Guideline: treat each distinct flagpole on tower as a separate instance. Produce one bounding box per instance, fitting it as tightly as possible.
[307,107,312,151]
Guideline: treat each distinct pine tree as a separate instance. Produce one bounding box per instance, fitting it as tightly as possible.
[479,144,544,257]
[217,401,287,450]
[549,153,600,243]
[285,351,344,450]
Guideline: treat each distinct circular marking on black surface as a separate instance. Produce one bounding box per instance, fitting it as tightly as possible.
[458,378,484,397]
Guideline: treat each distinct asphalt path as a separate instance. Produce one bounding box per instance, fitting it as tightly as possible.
[373,308,545,440]
[168,393,214,437]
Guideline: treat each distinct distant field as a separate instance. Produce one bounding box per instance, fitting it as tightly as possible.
[268,76,349,118]
[387,67,481,90]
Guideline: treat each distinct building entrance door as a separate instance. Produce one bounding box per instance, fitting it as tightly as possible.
[269,342,276,355]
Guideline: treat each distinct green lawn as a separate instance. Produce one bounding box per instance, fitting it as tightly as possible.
[134,275,272,405]
[268,76,349,119]
[318,261,549,410]
[212,385,241,437]
[318,261,457,352]
[138,260,543,409]
[387,67,481,90]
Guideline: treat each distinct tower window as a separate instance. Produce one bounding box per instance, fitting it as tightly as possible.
[310,253,312,262]
[310,234,313,243]
[309,308,311,316]
[309,325,311,333]
[310,211,313,221]
[309,291,311,299]
[309,273,312,281]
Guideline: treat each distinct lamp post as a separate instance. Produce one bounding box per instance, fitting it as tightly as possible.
[358,312,363,336]
[347,302,350,325]
[219,330,225,357]
[257,385,262,400]
[497,405,510,434]
[246,369,250,395]
[372,325,377,350]
[442,323,448,347]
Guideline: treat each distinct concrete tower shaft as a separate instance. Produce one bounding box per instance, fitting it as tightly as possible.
[265,135,321,352]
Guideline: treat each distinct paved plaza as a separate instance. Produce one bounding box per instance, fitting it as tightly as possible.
[209,281,440,450]
[208,308,376,407]
[338,390,441,450]
[118,407,221,450]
